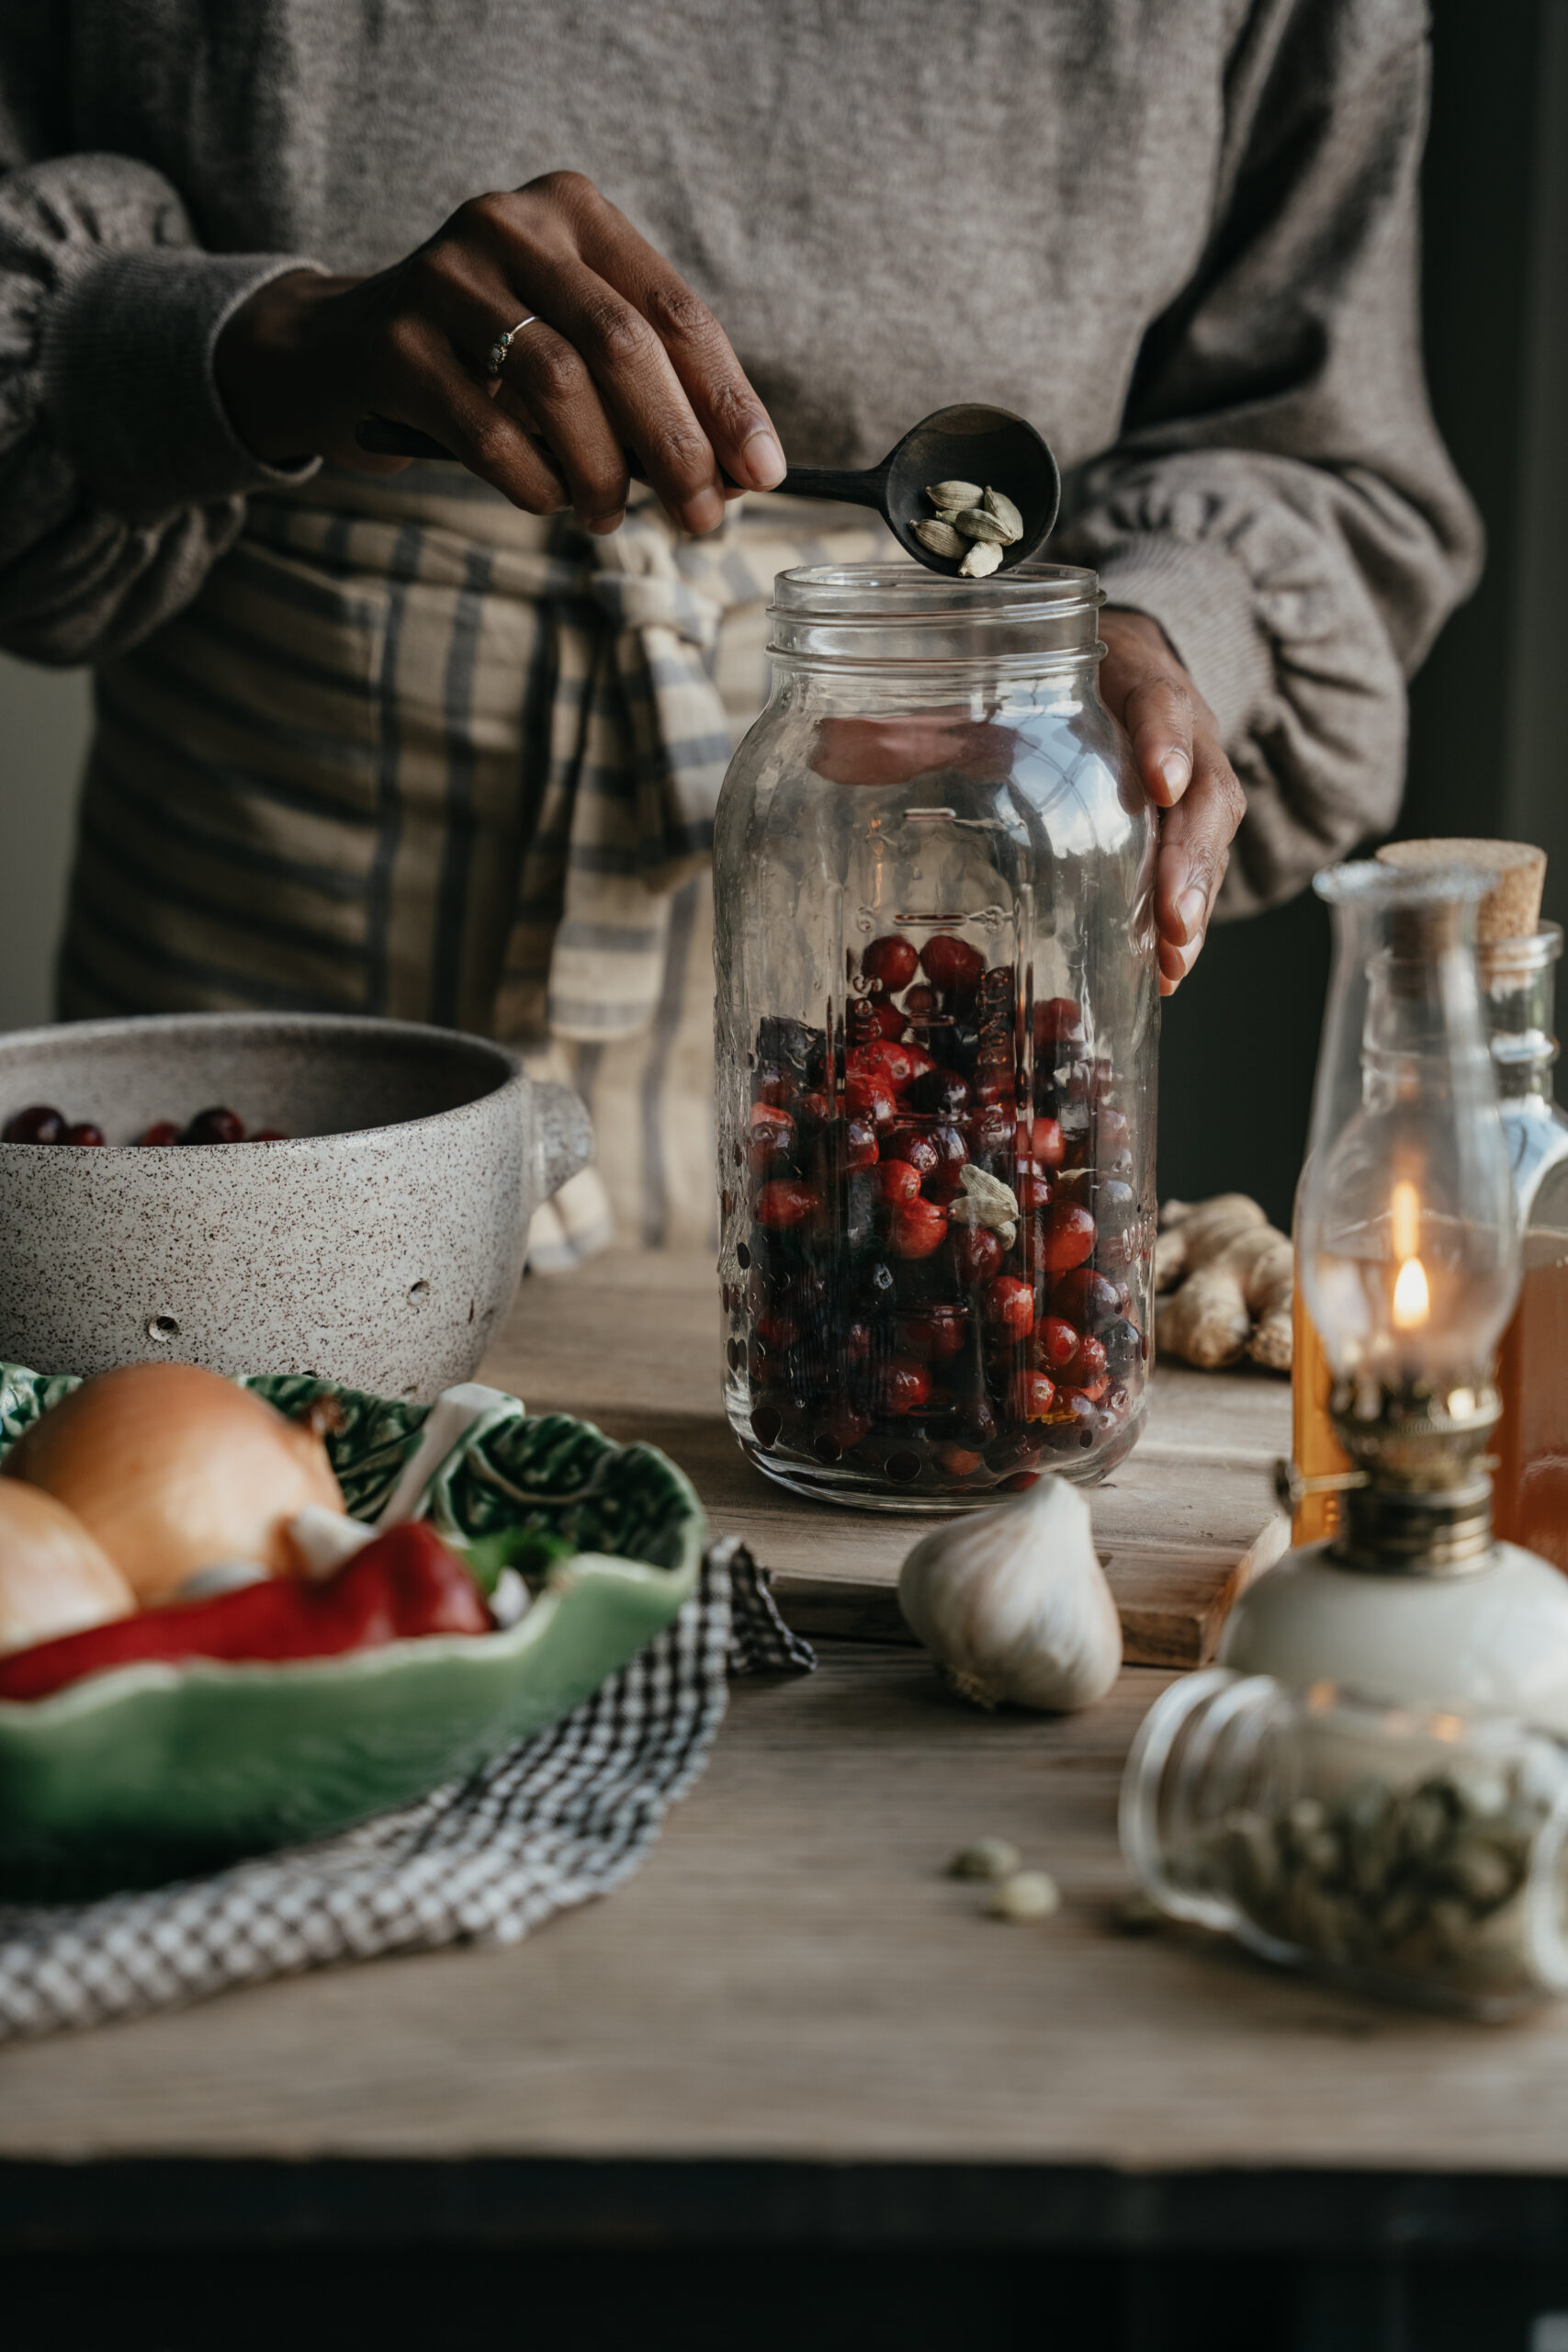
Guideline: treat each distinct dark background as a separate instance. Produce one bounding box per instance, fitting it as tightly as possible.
[1156,0,1568,1232]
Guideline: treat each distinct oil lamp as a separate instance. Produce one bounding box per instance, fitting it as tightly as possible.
[1220,863,1568,1730]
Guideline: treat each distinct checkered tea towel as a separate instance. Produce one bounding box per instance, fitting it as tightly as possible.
[0,1539,812,2044]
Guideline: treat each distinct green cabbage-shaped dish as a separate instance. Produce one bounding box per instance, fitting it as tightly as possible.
[0,1364,705,1897]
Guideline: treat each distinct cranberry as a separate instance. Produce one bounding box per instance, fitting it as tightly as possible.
[795,1089,834,1137]
[138,1120,183,1147]
[1033,998,1085,1052]
[749,1102,796,1172]
[844,1318,874,1363]
[964,1102,1013,1160]
[984,1274,1036,1340]
[1024,1115,1065,1170]
[907,1068,971,1119]
[899,1044,939,1091]
[752,1060,797,1109]
[921,1123,970,1202]
[1000,1471,1042,1493]
[62,1122,106,1146]
[900,1301,967,1363]
[181,1105,246,1145]
[1052,1268,1122,1330]
[1037,1203,1097,1272]
[1041,1392,1100,1451]
[883,1125,940,1178]
[888,1196,949,1260]
[844,1118,879,1170]
[1016,1173,1053,1212]
[848,1039,915,1091]
[3,1104,65,1144]
[955,1396,999,1449]
[921,934,985,996]
[937,1443,986,1478]
[1062,1332,1108,1386]
[250,1127,289,1142]
[814,1399,873,1458]
[845,1072,897,1126]
[1070,1374,1111,1404]
[950,1226,1004,1286]
[755,1307,801,1349]
[755,1179,820,1230]
[986,1429,1043,1477]
[862,933,919,993]
[877,1159,923,1205]
[903,984,937,1020]
[870,1356,932,1416]
[1013,1370,1058,1422]
[1036,1315,1082,1372]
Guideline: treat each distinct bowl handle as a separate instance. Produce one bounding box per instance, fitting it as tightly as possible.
[531,1080,594,1202]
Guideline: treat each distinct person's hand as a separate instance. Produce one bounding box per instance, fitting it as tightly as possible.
[1100,609,1247,995]
[214,170,786,537]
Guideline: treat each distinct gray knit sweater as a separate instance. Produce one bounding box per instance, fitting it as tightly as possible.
[0,0,1481,911]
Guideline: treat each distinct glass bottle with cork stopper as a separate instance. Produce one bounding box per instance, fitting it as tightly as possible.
[1220,860,1568,1731]
[1378,839,1568,1569]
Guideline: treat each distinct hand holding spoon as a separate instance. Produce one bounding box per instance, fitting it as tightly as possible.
[355,401,1061,572]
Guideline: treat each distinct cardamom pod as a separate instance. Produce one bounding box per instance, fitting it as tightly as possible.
[912,517,968,560]
[959,538,1003,579]
[953,508,1010,545]
[983,487,1024,543]
[926,480,984,512]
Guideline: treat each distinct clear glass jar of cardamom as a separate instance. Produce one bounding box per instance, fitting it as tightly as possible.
[1120,1668,1568,2017]
[712,563,1158,1511]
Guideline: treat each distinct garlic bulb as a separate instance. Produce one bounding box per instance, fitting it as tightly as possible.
[897,1476,1122,1713]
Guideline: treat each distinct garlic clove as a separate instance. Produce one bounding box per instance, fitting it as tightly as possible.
[897,1476,1122,1713]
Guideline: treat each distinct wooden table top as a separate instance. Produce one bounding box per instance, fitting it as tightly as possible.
[5,1255,1568,2253]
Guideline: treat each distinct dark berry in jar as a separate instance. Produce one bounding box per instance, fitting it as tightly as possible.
[870,1356,932,1417]
[749,1101,796,1171]
[883,1125,940,1181]
[757,1015,826,1079]
[1052,1267,1122,1330]
[1033,997,1085,1053]
[1013,1370,1058,1422]
[964,1101,1013,1161]
[62,1122,106,1146]
[755,1178,820,1230]
[877,1158,923,1205]
[888,1196,949,1260]
[900,1300,967,1363]
[844,1118,878,1171]
[181,1105,246,1145]
[861,933,919,993]
[903,984,937,1021]
[1100,1317,1145,1376]
[845,1072,897,1127]
[250,1127,289,1141]
[907,1067,971,1119]
[955,1395,999,1450]
[984,1274,1036,1340]
[4,1104,65,1144]
[920,1122,970,1202]
[1035,1315,1082,1373]
[795,1088,834,1138]
[1042,1392,1100,1451]
[752,1059,796,1109]
[950,1226,1004,1287]
[1093,1178,1138,1238]
[898,1043,939,1091]
[1037,1202,1097,1272]
[920,933,985,997]
[986,1428,1043,1477]
[138,1120,182,1147]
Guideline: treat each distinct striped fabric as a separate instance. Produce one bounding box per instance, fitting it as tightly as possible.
[57,467,888,1261]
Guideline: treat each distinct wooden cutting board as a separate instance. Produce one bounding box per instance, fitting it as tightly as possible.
[482,1252,1292,1670]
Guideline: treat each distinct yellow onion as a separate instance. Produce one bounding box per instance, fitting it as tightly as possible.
[0,1362,344,1603]
[0,1480,135,1656]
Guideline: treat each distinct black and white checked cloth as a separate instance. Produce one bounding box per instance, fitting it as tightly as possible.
[0,1539,812,2043]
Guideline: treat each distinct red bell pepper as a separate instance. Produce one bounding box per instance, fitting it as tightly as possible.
[0,1521,491,1703]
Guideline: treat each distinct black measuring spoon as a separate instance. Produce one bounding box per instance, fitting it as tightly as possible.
[355,401,1060,572]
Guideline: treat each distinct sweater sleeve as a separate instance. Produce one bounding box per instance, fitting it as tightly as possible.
[1052,0,1482,917]
[0,48,324,666]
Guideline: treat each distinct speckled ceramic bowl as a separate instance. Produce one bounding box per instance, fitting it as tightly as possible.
[0,1012,592,1397]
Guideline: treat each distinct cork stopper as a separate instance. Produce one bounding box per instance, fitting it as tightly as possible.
[1377,839,1547,944]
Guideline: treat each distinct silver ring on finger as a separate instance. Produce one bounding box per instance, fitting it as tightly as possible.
[486,316,538,378]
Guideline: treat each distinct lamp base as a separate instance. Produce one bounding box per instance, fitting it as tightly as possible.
[1217,1538,1568,1732]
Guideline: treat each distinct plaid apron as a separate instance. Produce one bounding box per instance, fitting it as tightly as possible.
[57,467,888,1261]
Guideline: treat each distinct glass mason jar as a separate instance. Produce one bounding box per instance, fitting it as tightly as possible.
[1120,1668,1568,2017]
[713,563,1158,1511]
[1488,924,1568,1565]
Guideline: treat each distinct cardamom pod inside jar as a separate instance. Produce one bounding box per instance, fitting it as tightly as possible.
[713,563,1158,1510]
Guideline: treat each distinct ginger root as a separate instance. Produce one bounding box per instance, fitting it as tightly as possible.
[1155,1194,1292,1373]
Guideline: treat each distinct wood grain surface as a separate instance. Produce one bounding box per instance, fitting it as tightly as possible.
[484,1251,1292,1667]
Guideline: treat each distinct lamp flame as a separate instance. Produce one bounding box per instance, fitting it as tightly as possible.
[1391,1179,1421,1261]
[1393,1254,1430,1329]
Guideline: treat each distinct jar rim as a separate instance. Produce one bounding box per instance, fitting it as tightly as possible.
[772,560,1102,625]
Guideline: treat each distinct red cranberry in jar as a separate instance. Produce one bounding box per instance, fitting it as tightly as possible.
[1071,1374,1111,1404]
[1012,1370,1058,1422]
[749,1102,796,1172]
[795,1088,833,1137]
[845,1072,897,1127]
[1060,1332,1108,1387]
[1016,1173,1053,1213]
[984,1274,1036,1340]
[251,1127,289,1142]
[870,1356,933,1417]
[903,984,937,1021]
[1033,998,1085,1053]
[900,1300,967,1363]
[3,1104,66,1144]
[919,933,985,997]
[755,1178,819,1230]
[181,1105,246,1145]
[888,1196,949,1260]
[877,1158,923,1205]
[920,1123,970,1202]
[964,1101,1013,1162]
[1036,1203,1097,1272]
[883,1124,940,1179]
[861,933,919,994]
[936,1443,986,1478]
[138,1120,182,1147]
[847,1039,915,1091]
[1035,1315,1081,1372]
[62,1123,106,1146]
[898,1043,940,1091]
[1052,1267,1122,1330]
[1022,1114,1065,1170]
[950,1225,1004,1287]
[752,1060,796,1109]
